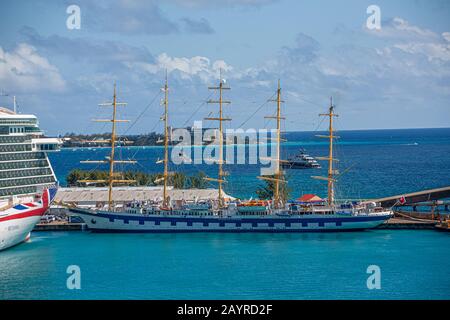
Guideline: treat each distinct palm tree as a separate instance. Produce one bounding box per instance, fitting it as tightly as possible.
[66,169,84,186]
[255,174,291,204]
[188,171,207,189]
[170,172,186,189]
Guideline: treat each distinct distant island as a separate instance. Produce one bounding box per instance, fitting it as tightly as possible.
[60,129,267,148]
[60,132,165,148]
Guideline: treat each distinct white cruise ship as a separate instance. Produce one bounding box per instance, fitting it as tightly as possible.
[0,104,60,251]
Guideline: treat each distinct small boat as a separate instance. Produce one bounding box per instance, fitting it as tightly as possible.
[237,200,271,214]
[281,149,321,169]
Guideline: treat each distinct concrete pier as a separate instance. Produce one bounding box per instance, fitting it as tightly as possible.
[377,218,437,229]
[33,222,86,231]
[435,223,450,232]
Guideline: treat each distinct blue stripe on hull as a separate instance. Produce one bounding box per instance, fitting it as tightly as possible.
[70,208,390,233]
[88,227,370,233]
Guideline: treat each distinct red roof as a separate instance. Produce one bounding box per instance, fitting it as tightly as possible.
[297,194,323,202]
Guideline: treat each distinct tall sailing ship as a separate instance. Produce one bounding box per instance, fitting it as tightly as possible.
[0,97,60,250]
[69,77,392,232]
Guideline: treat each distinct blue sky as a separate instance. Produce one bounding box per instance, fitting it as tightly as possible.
[0,0,449,135]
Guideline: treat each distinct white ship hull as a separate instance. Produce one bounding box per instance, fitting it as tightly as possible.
[0,215,41,250]
[70,208,392,233]
[0,188,56,251]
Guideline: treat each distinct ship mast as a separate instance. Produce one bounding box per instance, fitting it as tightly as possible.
[154,73,176,208]
[79,83,137,210]
[155,73,171,207]
[258,80,286,208]
[163,73,170,207]
[204,70,231,208]
[312,97,339,206]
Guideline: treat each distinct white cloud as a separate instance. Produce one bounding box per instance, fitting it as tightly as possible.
[366,17,438,40]
[133,53,234,83]
[388,17,437,38]
[367,18,450,65]
[0,43,66,93]
[394,42,450,62]
[365,18,450,63]
[250,16,450,130]
[442,32,450,42]
[9,17,449,132]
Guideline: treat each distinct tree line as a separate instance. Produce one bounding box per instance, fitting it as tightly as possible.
[66,169,207,189]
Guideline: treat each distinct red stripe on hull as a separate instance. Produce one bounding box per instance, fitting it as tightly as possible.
[23,203,37,207]
[0,207,47,223]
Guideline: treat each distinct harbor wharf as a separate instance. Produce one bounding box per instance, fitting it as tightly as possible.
[378,217,437,229]
[34,221,86,231]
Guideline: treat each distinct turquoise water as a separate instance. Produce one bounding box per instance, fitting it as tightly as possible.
[1,230,449,299]
[1,128,449,300]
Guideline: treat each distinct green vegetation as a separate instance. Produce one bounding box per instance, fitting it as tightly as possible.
[66,169,208,189]
[187,171,207,189]
[255,174,291,203]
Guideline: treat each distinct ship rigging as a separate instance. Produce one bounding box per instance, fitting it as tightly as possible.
[68,76,393,232]
[78,83,137,210]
